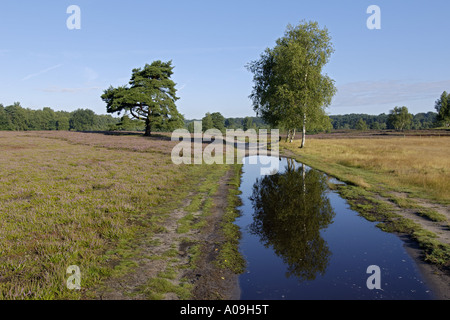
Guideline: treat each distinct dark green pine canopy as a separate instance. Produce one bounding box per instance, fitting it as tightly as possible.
[102,60,184,136]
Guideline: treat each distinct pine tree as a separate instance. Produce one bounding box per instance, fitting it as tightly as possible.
[102,61,184,136]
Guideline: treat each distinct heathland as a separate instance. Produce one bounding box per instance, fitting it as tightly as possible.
[0,131,243,299]
[0,129,449,300]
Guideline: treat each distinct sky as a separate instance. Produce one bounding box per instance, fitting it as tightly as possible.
[1,0,449,119]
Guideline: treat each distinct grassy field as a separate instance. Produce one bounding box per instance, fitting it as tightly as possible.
[0,131,242,299]
[283,135,450,203]
[282,134,450,269]
[1,130,448,299]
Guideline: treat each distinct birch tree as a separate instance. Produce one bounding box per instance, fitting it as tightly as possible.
[248,21,336,148]
[435,91,450,127]
[387,106,413,131]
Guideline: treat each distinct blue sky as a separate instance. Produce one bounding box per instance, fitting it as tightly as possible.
[1,0,449,119]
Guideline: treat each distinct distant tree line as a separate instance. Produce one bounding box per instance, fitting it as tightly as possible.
[330,92,450,131]
[0,102,183,132]
[185,109,441,134]
[0,102,120,131]
[330,111,437,131]
[185,113,271,133]
[1,103,446,134]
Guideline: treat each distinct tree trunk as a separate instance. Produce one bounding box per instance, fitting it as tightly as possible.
[302,163,306,194]
[300,114,306,148]
[144,117,152,136]
[290,128,296,143]
[287,157,294,171]
[285,129,291,143]
[300,71,308,149]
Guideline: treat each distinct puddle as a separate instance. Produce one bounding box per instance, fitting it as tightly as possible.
[236,156,435,300]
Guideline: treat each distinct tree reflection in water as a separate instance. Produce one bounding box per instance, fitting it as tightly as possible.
[249,158,336,282]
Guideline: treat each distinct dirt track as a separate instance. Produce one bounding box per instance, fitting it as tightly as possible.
[96,167,240,300]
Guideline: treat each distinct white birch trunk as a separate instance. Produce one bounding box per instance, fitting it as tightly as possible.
[301,113,306,148]
[290,128,296,143]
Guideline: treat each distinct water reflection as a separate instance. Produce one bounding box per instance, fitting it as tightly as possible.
[249,159,336,282]
[238,156,434,299]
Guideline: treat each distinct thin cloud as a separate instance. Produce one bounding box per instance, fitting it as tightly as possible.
[22,64,63,81]
[332,79,450,108]
[42,86,101,93]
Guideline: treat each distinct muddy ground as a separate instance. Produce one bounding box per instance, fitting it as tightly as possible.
[373,192,450,300]
[95,167,241,300]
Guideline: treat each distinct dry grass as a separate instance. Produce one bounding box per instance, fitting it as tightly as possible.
[0,131,232,299]
[284,136,450,203]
